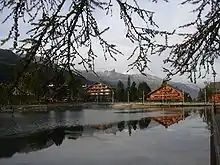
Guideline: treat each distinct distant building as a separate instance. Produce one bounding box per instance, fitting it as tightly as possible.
[147,85,184,102]
[207,82,220,103]
[86,82,115,102]
[209,93,220,103]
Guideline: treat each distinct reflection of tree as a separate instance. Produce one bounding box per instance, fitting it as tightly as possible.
[0,125,84,158]
[0,115,177,158]
[0,130,52,158]
[203,110,212,130]
[66,125,84,140]
[117,121,125,132]
[0,138,20,158]
[184,111,190,119]
[138,118,151,130]
[127,121,132,136]
[199,111,203,118]
[50,128,65,146]
[126,119,151,136]
[131,121,138,130]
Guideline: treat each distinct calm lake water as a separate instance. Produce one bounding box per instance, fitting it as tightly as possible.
[0,107,211,165]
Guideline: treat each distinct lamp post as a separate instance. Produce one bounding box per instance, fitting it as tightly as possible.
[213,71,217,114]
[204,81,209,106]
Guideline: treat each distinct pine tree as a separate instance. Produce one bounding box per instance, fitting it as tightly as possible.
[130,81,138,101]
[184,92,192,102]
[116,80,125,102]
[197,89,205,102]
[127,76,131,90]
[137,82,151,101]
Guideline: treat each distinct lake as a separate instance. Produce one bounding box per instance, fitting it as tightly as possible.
[0,107,211,165]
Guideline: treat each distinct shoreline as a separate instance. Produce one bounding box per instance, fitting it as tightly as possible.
[0,102,215,113]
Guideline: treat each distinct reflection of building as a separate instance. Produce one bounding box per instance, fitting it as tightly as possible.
[86,82,114,102]
[147,85,184,102]
[0,111,192,159]
[151,114,184,128]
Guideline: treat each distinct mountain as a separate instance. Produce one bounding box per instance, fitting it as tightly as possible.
[81,69,200,99]
[0,49,20,64]
[0,49,20,83]
[168,82,200,99]
[0,49,87,85]
[81,69,163,90]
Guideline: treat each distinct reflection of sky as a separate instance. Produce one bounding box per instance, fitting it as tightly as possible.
[0,108,207,136]
[0,109,209,165]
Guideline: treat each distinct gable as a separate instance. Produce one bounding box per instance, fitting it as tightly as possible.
[149,85,182,96]
[147,85,183,101]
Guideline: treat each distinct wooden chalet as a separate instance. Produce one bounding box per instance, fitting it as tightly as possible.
[208,82,220,103]
[147,85,184,102]
[210,93,220,103]
[86,82,114,102]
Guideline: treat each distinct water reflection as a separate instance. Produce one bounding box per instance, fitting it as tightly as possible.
[0,109,210,159]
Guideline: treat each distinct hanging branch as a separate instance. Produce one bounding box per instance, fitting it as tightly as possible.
[163,0,220,83]
[0,0,219,88]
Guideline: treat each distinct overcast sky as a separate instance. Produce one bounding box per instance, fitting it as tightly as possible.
[0,0,219,85]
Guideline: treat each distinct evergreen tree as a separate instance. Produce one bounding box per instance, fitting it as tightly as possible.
[138,82,151,93]
[161,79,168,86]
[130,81,138,102]
[137,82,151,101]
[116,80,125,102]
[0,84,8,105]
[197,89,205,102]
[127,76,131,90]
[184,92,192,102]
[197,85,215,102]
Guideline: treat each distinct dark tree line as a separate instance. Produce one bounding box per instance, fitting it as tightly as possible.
[0,63,87,105]
[197,84,215,102]
[0,0,219,95]
[116,76,151,102]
